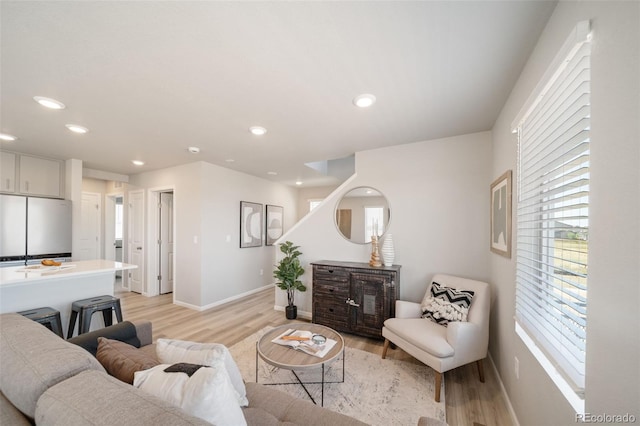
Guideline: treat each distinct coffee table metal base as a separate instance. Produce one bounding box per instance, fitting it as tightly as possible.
[255,342,345,406]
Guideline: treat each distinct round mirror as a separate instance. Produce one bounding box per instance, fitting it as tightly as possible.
[335,186,390,244]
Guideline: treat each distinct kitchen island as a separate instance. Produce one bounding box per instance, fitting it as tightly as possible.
[0,260,137,337]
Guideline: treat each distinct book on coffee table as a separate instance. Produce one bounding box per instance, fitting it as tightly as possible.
[271,329,337,358]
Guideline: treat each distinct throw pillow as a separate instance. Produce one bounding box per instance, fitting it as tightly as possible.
[155,338,248,406]
[96,337,160,384]
[134,362,247,426]
[421,281,475,327]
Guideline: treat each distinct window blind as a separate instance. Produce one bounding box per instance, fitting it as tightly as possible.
[514,31,591,392]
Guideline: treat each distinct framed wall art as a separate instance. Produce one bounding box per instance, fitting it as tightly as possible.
[240,201,263,248]
[490,170,512,258]
[265,205,284,246]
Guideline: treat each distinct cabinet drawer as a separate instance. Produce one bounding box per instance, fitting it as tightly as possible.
[313,300,349,324]
[313,318,350,334]
[313,280,349,297]
[313,265,350,282]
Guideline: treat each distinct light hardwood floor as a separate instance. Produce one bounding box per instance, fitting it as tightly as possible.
[116,286,513,426]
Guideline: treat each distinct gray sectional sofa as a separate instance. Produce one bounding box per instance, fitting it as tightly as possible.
[0,313,367,425]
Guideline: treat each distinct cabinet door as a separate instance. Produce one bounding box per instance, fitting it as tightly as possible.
[350,272,390,338]
[19,155,62,197]
[0,151,16,193]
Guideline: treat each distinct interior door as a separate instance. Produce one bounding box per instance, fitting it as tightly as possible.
[77,192,101,260]
[159,192,174,294]
[128,189,144,293]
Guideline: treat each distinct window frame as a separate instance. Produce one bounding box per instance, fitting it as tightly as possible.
[511,20,591,414]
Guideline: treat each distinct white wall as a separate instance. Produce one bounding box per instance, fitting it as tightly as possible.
[277,131,492,314]
[296,185,338,221]
[129,161,298,308]
[199,162,298,306]
[490,1,640,424]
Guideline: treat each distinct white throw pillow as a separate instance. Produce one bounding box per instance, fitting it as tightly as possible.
[156,338,248,406]
[133,362,246,426]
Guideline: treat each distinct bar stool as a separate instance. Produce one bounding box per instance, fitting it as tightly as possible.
[67,295,123,338]
[18,307,64,339]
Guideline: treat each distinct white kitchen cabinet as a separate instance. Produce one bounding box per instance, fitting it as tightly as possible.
[19,155,64,198]
[0,151,16,193]
[0,151,64,198]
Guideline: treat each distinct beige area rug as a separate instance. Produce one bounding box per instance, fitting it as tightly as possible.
[229,327,446,426]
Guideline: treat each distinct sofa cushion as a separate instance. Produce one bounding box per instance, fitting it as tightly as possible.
[68,321,141,357]
[384,317,454,358]
[242,382,368,426]
[96,337,160,384]
[0,391,31,426]
[156,338,248,406]
[134,363,246,426]
[0,313,105,419]
[35,369,211,425]
[421,281,475,326]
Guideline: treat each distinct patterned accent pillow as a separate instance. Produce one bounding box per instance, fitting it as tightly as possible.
[421,281,475,327]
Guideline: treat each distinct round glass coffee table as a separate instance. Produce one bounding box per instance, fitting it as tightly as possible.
[256,323,345,406]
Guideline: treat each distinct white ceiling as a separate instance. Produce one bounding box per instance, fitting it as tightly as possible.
[0,1,556,187]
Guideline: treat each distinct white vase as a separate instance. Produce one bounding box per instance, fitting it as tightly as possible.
[381,234,395,266]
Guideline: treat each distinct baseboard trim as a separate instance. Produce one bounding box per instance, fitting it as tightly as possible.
[273,305,312,320]
[488,353,520,426]
[174,285,274,311]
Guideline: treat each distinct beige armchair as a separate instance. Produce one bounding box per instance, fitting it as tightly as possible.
[381,274,490,402]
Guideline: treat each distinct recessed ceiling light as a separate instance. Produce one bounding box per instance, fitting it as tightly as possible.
[132,160,145,166]
[295,181,303,186]
[34,96,66,110]
[353,94,376,108]
[267,171,278,176]
[65,124,89,134]
[225,159,235,163]
[188,146,200,154]
[0,133,18,141]
[249,126,267,136]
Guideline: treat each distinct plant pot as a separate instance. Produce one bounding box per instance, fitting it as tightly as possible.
[285,305,297,320]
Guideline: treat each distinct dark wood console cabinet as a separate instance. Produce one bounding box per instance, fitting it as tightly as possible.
[311,260,401,339]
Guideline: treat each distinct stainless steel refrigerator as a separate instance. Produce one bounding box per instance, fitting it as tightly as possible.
[0,194,72,267]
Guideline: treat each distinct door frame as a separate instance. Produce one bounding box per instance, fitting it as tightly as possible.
[105,192,126,289]
[128,189,145,295]
[146,186,176,300]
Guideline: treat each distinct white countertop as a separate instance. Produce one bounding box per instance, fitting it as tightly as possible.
[0,259,137,286]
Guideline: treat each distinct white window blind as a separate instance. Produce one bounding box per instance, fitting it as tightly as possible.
[514,21,591,399]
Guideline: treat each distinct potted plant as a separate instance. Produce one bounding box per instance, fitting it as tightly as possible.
[273,241,306,319]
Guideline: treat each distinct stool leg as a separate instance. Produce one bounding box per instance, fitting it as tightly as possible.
[50,313,64,339]
[113,300,123,323]
[67,310,78,339]
[80,309,94,335]
[102,308,113,327]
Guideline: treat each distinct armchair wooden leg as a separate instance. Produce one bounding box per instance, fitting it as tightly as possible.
[477,359,485,383]
[382,339,390,359]
[434,371,442,402]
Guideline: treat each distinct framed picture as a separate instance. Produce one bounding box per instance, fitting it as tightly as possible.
[265,205,284,246]
[490,170,512,258]
[240,201,263,248]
